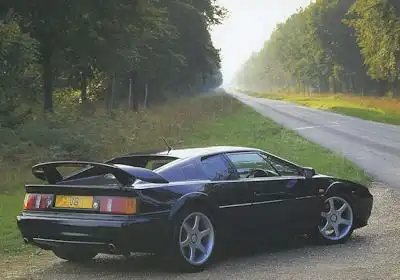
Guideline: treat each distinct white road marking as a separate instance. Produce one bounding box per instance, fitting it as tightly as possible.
[294,126,319,131]
[294,124,341,131]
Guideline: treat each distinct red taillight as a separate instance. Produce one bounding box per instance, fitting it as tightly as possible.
[23,194,54,210]
[94,196,137,214]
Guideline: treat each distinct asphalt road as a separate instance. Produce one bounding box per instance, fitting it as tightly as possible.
[229,91,400,190]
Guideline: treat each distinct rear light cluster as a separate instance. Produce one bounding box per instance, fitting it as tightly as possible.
[23,193,137,215]
[24,193,54,210]
[93,196,137,214]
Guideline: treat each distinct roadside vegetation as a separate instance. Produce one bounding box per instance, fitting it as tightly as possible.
[250,92,400,125]
[235,0,400,98]
[0,0,225,266]
[0,95,370,267]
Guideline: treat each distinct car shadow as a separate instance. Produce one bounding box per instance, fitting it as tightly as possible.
[44,233,369,275]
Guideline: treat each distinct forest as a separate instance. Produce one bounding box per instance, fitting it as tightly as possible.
[0,0,225,124]
[234,0,400,97]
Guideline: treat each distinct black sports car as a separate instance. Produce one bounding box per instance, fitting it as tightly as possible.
[17,146,373,271]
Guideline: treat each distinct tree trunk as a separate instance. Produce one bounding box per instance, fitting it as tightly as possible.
[132,85,139,112]
[128,78,133,109]
[80,71,88,104]
[332,79,337,94]
[42,46,53,112]
[109,74,116,110]
[144,83,148,109]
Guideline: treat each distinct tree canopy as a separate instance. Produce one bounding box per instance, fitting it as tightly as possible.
[0,0,225,115]
[234,0,400,96]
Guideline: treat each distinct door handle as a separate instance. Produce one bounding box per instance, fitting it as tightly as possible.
[254,191,265,197]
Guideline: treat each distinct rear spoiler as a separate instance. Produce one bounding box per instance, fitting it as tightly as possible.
[32,161,169,186]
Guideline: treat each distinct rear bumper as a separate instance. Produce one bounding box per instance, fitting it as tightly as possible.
[17,211,171,254]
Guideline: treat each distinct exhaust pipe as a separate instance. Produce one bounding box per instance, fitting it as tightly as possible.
[108,243,117,254]
[23,238,29,244]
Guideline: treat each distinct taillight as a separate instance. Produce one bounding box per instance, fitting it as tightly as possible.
[23,194,54,210]
[94,196,137,214]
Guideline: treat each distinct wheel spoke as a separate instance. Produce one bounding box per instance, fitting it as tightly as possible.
[189,246,196,261]
[320,220,330,233]
[198,228,211,240]
[339,218,352,226]
[197,244,207,254]
[337,203,347,214]
[183,222,192,234]
[328,199,335,212]
[332,223,340,237]
[193,215,200,230]
[180,236,190,248]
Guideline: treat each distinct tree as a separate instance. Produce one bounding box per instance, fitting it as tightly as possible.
[234,0,386,96]
[346,0,400,86]
[0,9,40,126]
[1,0,225,113]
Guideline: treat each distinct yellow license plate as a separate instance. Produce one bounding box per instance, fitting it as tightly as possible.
[55,195,93,209]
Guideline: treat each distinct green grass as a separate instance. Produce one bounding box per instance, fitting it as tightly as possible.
[0,94,370,261]
[249,91,400,125]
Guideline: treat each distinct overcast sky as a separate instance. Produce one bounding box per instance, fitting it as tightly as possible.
[211,0,312,85]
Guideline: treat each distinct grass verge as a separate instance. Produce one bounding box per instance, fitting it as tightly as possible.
[0,94,371,277]
[248,91,400,125]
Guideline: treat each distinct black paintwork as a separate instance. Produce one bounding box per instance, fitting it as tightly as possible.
[17,146,373,254]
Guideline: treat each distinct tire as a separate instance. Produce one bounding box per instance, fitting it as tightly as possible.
[170,208,217,272]
[52,248,97,262]
[314,194,355,245]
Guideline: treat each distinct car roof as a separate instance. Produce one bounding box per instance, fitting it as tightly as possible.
[155,146,262,159]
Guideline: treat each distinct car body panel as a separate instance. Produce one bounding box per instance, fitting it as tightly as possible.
[17,146,373,255]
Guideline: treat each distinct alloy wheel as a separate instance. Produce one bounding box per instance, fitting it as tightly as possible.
[179,212,215,266]
[318,196,353,241]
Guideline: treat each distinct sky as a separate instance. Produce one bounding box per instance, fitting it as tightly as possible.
[211,0,312,85]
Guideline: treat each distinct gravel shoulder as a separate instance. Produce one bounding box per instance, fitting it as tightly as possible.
[5,184,400,280]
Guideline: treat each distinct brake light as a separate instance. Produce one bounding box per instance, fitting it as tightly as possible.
[94,196,137,214]
[23,194,54,210]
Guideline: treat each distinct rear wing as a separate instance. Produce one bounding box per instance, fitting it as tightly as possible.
[32,161,169,186]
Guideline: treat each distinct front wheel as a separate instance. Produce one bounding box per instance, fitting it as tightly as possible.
[53,248,97,262]
[171,210,216,272]
[315,195,354,244]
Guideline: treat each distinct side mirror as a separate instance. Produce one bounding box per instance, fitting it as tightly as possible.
[302,167,316,179]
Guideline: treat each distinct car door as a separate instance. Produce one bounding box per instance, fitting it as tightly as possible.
[224,152,296,232]
[224,152,321,233]
[261,153,322,230]
[200,154,255,234]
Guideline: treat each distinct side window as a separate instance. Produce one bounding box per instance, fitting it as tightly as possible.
[226,153,279,178]
[181,164,204,181]
[264,155,302,176]
[201,155,236,181]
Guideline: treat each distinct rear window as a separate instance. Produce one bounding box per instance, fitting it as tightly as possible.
[145,159,176,170]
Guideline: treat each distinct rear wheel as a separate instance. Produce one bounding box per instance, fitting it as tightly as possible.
[52,248,97,262]
[315,195,354,244]
[171,210,216,272]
